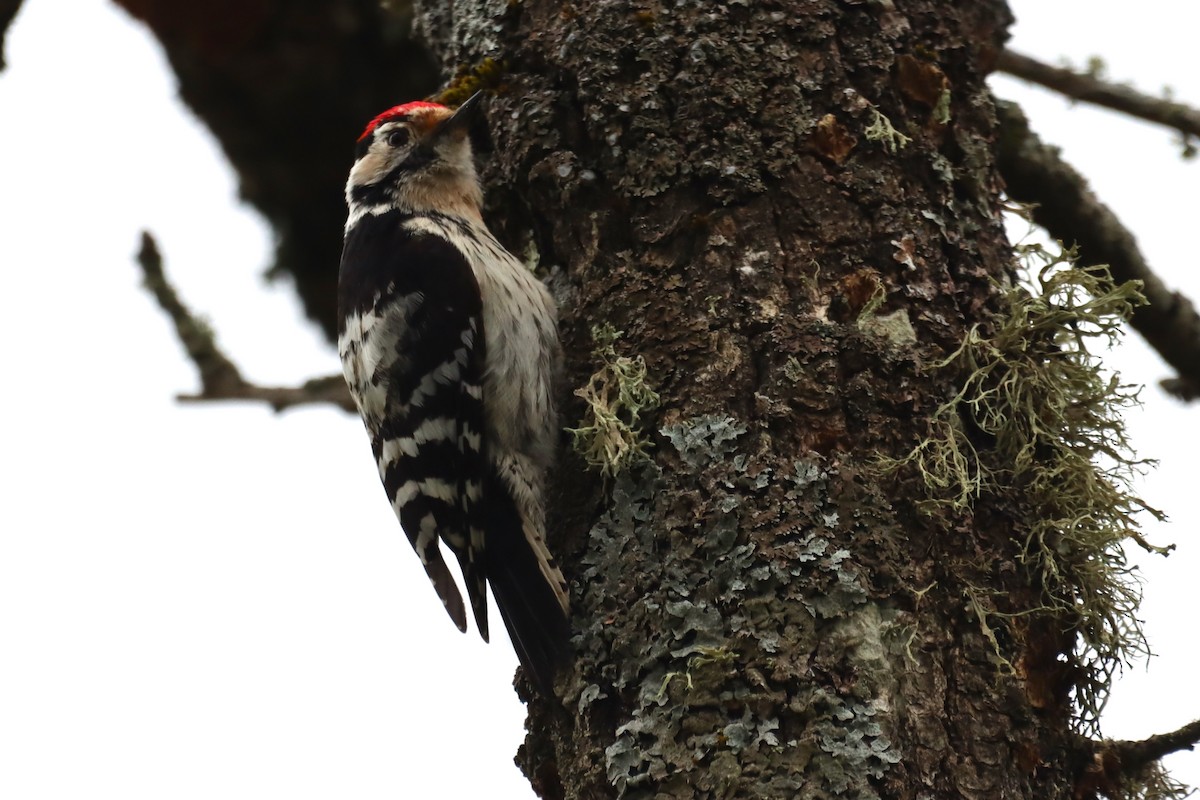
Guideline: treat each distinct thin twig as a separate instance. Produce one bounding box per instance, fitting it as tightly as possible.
[994,103,1200,401]
[997,49,1200,143]
[137,231,355,413]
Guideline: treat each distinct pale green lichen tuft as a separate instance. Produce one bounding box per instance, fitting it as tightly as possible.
[783,355,804,383]
[569,324,661,476]
[855,278,888,322]
[884,242,1169,732]
[933,87,952,124]
[521,237,541,273]
[1120,763,1192,800]
[860,308,917,346]
[864,107,911,154]
[657,645,737,700]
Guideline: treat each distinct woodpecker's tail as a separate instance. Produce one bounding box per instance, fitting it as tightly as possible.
[482,469,571,695]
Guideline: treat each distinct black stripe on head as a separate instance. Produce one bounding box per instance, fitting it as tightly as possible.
[350,180,390,208]
[386,147,435,179]
[347,147,435,208]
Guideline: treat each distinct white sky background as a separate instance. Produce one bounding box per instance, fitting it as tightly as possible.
[0,1,1195,797]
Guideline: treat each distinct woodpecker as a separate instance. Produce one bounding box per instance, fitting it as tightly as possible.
[337,93,569,693]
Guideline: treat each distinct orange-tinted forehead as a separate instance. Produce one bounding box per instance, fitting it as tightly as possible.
[358,101,449,142]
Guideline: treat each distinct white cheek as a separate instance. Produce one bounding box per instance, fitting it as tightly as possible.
[350,150,393,187]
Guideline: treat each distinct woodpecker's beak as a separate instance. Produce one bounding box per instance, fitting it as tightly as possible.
[433,91,486,141]
[399,92,486,172]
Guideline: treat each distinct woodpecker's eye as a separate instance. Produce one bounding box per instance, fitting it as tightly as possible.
[387,129,410,147]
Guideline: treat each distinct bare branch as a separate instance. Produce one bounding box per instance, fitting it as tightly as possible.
[997,49,1200,143]
[1073,720,1200,800]
[1159,377,1200,402]
[1111,718,1200,773]
[995,103,1200,401]
[138,232,246,395]
[0,0,24,71]
[137,232,355,413]
[174,373,356,413]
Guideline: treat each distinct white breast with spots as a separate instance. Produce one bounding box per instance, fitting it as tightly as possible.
[405,216,560,470]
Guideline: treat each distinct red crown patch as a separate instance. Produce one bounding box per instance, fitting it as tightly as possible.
[358,101,449,142]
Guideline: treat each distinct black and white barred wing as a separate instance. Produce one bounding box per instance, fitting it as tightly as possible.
[338,219,491,639]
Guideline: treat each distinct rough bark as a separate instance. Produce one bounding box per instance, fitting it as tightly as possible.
[405,2,1125,799]
[111,0,439,339]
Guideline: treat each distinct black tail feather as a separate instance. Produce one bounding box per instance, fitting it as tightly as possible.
[455,546,491,642]
[483,474,571,696]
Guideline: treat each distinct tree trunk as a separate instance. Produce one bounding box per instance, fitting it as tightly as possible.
[77,0,1180,793]
[406,2,1142,799]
